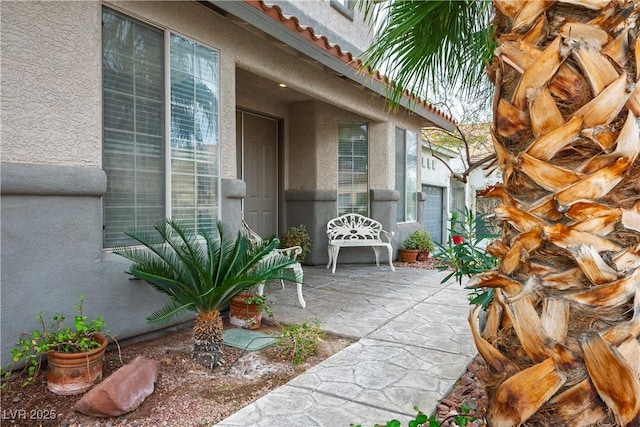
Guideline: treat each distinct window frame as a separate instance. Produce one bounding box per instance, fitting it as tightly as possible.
[330,0,354,20]
[395,126,418,223]
[337,122,369,216]
[101,7,221,248]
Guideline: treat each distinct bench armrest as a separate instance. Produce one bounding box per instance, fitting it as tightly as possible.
[274,246,303,260]
[380,229,394,244]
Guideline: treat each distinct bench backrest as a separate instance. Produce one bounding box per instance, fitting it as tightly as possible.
[327,213,384,242]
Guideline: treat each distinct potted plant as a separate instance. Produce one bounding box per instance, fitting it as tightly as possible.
[399,234,421,263]
[408,230,434,261]
[4,294,108,395]
[450,211,465,244]
[279,225,313,263]
[114,219,297,370]
[229,291,273,329]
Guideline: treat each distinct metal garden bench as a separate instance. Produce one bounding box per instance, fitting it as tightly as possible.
[326,213,395,273]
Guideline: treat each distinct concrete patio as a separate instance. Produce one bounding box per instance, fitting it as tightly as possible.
[215,264,477,427]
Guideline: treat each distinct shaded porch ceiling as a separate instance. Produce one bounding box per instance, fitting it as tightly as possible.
[208,0,456,131]
[236,67,313,105]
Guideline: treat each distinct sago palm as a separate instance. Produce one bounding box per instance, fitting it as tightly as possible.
[114,219,296,370]
[361,1,640,425]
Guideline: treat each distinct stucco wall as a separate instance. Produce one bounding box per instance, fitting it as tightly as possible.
[0,164,183,369]
[422,150,453,188]
[369,122,396,190]
[1,0,436,368]
[1,1,102,166]
[270,0,373,53]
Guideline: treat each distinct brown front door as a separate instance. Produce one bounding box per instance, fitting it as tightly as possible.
[237,111,278,238]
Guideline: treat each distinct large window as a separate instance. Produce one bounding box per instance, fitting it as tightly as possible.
[102,9,219,248]
[338,123,368,215]
[395,127,418,222]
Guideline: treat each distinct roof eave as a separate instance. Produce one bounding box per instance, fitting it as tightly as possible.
[207,0,456,132]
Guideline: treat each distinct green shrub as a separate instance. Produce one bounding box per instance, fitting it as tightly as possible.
[434,209,499,308]
[3,295,108,386]
[272,320,323,364]
[410,230,434,253]
[280,225,313,262]
[401,230,434,253]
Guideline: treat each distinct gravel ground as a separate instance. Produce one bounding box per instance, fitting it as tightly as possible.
[2,260,488,426]
[1,321,354,427]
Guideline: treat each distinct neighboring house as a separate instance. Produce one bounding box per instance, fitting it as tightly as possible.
[0,0,455,367]
[420,145,457,245]
[421,126,501,244]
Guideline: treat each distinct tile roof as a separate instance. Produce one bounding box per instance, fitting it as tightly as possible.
[244,0,456,126]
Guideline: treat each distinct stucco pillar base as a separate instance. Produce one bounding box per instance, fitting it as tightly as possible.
[284,190,336,265]
[370,189,399,259]
[221,179,246,234]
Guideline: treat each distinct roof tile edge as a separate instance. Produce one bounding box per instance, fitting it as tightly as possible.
[244,0,456,126]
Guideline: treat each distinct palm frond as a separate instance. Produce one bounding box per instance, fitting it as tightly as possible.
[358,0,495,108]
[146,300,193,324]
[114,219,298,323]
[152,220,205,293]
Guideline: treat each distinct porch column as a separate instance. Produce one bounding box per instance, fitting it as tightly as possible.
[284,189,336,266]
[370,188,399,257]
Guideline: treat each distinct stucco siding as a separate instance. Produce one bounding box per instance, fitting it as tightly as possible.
[269,0,373,53]
[1,0,443,368]
[289,102,319,189]
[422,151,453,187]
[1,1,102,166]
[369,122,396,189]
[0,164,183,368]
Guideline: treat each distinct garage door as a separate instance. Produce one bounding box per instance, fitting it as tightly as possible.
[422,185,444,244]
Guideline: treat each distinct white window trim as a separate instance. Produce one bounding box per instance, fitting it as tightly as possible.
[102,7,221,247]
[396,126,418,224]
[337,122,369,216]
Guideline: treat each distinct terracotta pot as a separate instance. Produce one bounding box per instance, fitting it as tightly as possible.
[417,251,430,261]
[46,333,107,395]
[229,294,263,329]
[399,249,419,263]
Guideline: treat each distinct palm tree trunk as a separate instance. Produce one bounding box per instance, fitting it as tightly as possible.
[479,1,640,425]
[192,310,224,370]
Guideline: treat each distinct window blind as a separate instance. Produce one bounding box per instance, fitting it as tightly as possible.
[102,10,164,247]
[338,123,368,215]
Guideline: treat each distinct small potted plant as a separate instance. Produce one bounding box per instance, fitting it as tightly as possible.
[450,211,465,244]
[229,290,273,329]
[4,294,109,395]
[279,225,313,263]
[399,233,421,263]
[408,230,434,261]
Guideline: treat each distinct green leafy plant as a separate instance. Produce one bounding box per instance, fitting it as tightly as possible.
[408,230,434,253]
[351,401,483,427]
[3,294,107,386]
[244,293,273,317]
[350,406,434,427]
[400,234,421,250]
[272,320,324,364]
[434,209,498,308]
[279,225,313,262]
[114,219,297,370]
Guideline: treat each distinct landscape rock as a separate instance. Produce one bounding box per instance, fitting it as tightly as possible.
[73,356,158,417]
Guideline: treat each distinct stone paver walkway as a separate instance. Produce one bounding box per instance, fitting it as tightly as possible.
[215,264,476,427]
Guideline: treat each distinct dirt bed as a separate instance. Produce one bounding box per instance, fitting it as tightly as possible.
[2,261,488,427]
[1,321,354,427]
